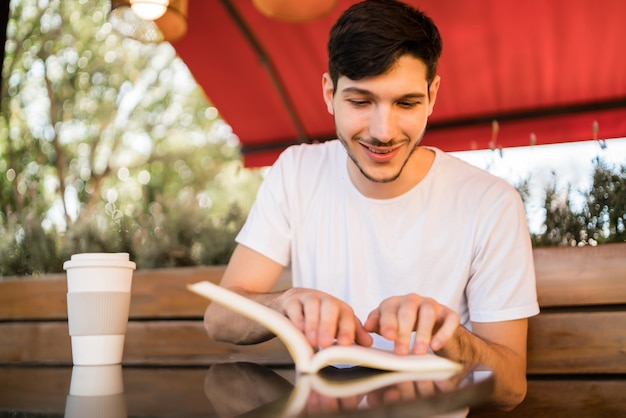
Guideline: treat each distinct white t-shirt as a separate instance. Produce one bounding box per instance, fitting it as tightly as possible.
[237,140,539,348]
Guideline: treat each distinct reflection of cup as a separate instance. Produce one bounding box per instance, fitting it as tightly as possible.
[65,365,127,418]
[64,253,136,366]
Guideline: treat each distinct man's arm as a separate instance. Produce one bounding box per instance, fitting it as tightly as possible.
[364,296,528,410]
[203,244,372,347]
[203,244,285,344]
[441,319,528,411]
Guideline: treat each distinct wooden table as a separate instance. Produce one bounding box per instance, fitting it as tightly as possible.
[1,360,494,417]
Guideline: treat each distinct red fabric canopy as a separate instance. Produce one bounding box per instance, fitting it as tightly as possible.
[173,0,626,167]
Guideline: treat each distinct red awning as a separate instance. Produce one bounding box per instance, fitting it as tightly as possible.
[172,0,626,167]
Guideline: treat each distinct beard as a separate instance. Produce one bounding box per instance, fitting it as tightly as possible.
[336,130,423,184]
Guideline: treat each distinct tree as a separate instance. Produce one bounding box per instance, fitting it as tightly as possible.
[582,158,626,243]
[531,158,626,247]
[1,0,262,276]
[532,174,583,247]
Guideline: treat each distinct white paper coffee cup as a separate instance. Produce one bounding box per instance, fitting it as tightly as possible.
[64,253,136,293]
[69,364,124,396]
[64,253,136,366]
[65,365,127,418]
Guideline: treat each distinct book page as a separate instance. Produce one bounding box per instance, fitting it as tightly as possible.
[309,344,462,374]
[188,281,315,370]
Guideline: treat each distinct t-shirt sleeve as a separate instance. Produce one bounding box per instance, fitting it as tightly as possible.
[235,148,294,267]
[466,182,540,323]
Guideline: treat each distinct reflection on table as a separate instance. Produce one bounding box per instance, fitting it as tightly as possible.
[0,361,493,418]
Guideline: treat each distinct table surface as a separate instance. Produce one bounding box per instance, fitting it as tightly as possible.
[0,359,494,418]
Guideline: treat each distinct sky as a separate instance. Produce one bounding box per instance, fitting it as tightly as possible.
[451,137,626,234]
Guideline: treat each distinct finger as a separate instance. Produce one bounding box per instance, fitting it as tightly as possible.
[430,308,460,351]
[354,318,374,347]
[305,391,322,415]
[283,297,306,332]
[363,308,381,333]
[381,386,402,403]
[376,300,401,342]
[394,295,421,355]
[416,380,436,397]
[337,395,360,411]
[333,306,358,346]
[395,380,418,400]
[318,298,342,347]
[317,392,341,413]
[365,389,384,407]
[412,298,438,355]
[302,294,322,346]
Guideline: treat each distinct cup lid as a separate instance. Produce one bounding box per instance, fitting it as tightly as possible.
[63,253,136,270]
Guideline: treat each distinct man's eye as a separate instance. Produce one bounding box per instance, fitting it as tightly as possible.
[348,99,369,107]
[398,101,418,108]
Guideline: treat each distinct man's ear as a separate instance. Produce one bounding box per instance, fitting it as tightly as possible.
[427,75,441,116]
[321,73,335,115]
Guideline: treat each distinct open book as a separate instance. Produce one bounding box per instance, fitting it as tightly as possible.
[188,281,463,375]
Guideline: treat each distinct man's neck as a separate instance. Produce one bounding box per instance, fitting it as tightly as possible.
[348,147,436,199]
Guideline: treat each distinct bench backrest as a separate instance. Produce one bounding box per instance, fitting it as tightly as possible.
[1,244,625,372]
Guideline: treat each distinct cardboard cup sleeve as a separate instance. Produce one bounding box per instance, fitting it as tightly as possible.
[67,292,131,336]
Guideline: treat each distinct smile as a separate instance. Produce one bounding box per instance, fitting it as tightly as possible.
[360,143,402,163]
[367,147,394,154]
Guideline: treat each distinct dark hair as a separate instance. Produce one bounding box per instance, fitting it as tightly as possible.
[327,0,442,89]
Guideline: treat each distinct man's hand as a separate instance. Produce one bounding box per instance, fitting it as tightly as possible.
[363,294,460,355]
[278,288,374,348]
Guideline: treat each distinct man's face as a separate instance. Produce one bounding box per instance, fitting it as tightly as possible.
[323,55,440,185]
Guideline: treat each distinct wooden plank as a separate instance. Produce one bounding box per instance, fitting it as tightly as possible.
[0,322,72,364]
[5,309,626,373]
[527,310,626,374]
[0,320,290,365]
[0,266,292,320]
[123,320,290,366]
[469,378,626,418]
[2,243,625,321]
[533,243,626,308]
[0,267,225,321]
[0,273,68,321]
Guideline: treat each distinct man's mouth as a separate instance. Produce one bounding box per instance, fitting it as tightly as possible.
[367,146,394,154]
[360,143,402,162]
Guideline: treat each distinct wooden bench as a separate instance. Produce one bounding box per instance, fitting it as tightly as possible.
[471,243,626,417]
[2,244,626,416]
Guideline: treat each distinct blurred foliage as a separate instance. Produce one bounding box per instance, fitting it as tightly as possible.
[530,158,626,247]
[1,0,263,277]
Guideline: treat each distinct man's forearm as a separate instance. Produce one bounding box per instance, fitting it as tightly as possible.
[436,326,527,410]
[203,288,283,345]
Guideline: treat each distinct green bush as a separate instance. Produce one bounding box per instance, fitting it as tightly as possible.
[0,196,247,277]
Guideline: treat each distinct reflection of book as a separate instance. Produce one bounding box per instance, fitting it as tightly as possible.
[282,368,463,417]
[300,367,459,397]
[227,364,472,418]
[188,281,462,374]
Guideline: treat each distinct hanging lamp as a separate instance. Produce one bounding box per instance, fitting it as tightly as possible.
[110,0,188,43]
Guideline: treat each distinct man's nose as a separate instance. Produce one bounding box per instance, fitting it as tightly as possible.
[369,106,397,143]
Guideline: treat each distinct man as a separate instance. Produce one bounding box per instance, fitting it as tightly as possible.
[204,0,539,410]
